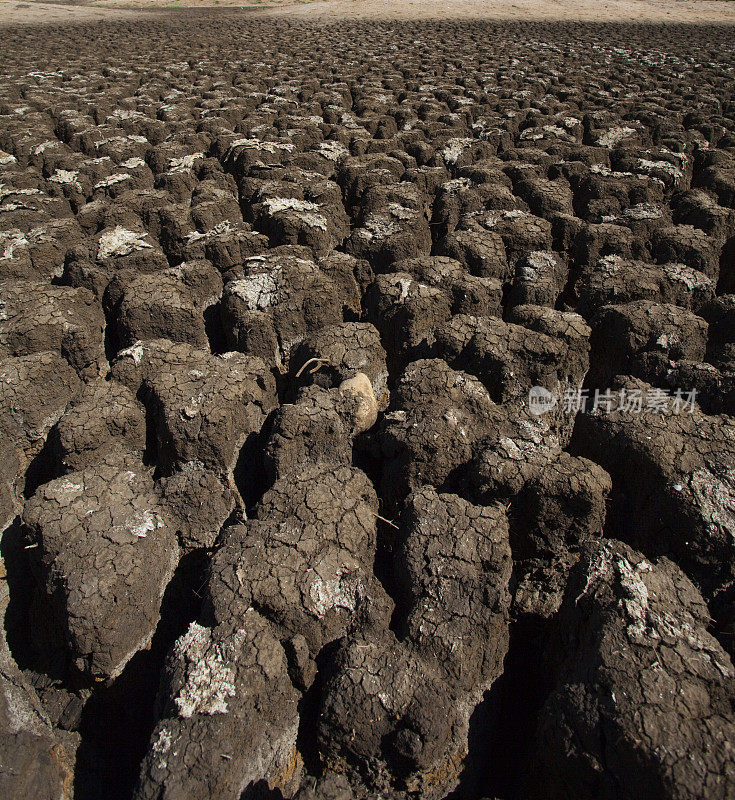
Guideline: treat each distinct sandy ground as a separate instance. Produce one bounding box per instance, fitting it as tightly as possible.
[260,0,735,22]
[0,0,144,24]
[0,0,148,24]
[2,0,735,26]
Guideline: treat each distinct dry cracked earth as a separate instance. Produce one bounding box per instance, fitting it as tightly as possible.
[2,12,735,800]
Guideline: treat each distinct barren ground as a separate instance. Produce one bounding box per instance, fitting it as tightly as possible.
[2,6,735,800]
[2,0,735,26]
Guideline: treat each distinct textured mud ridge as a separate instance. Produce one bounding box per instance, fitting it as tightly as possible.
[1,15,735,800]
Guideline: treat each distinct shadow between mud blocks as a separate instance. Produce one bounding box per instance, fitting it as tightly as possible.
[73,549,208,800]
[446,615,554,800]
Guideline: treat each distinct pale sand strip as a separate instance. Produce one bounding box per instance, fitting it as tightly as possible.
[2,0,735,26]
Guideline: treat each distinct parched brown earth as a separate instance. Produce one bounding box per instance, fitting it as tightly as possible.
[1,12,735,800]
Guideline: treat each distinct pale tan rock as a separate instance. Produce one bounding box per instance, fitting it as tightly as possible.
[339,372,378,434]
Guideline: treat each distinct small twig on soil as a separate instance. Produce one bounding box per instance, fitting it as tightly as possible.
[295,357,330,378]
[370,511,399,529]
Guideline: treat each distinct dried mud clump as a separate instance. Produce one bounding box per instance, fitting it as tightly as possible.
[1,14,735,800]
[530,539,735,800]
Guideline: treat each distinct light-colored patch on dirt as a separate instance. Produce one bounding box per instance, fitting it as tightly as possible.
[97,226,153,259]
[229,268,282,311]
[172,622,240,718]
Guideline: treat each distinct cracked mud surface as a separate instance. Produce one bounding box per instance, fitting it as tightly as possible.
[1,12,735,800]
